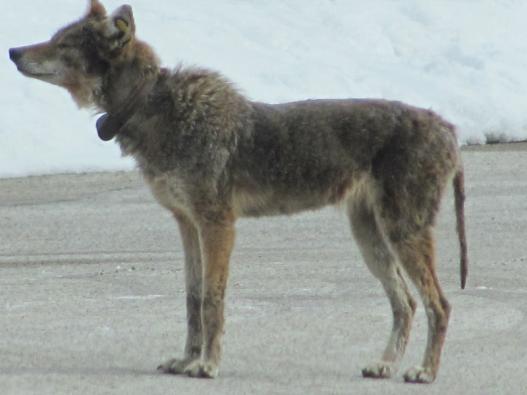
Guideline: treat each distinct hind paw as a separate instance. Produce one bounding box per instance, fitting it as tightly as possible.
[362,361,396,379]
[403,366,435,384]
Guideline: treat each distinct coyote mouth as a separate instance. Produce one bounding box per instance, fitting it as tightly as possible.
[19,69,56,78]
[13,63,56,78]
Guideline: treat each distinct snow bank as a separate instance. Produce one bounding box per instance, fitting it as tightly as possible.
[1,0,526,177]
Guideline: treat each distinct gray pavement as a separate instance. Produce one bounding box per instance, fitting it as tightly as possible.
[1,144,526,394]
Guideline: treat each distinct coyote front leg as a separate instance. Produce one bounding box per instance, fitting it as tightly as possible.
[185,216,235,378]
[158,211,204,374]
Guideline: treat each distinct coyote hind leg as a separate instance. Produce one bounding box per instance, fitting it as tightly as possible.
[349,200,416,379]
[389,227,451,384]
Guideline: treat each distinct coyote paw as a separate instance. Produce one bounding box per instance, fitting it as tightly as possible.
[184,360,219,379]
[362,361,396,379]
[157,357,199,375]
[403,366,435,384]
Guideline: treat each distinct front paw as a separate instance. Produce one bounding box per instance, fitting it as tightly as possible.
[362,361,396,379]
[184,360,219,379]
[157,357,199,375]
[403,366,435,384]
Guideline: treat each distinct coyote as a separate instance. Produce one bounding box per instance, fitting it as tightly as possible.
[9,0,467,384]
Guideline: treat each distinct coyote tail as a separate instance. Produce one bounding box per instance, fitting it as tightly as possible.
[453,168,468,289]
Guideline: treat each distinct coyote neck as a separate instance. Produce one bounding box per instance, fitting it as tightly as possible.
[101,63,159,115]
[99,40,161,114]
[95,63,161,142]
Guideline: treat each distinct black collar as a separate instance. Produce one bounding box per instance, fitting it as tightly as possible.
[96,74,158,141]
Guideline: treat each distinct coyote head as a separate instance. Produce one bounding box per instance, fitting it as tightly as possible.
[9,0,155,107]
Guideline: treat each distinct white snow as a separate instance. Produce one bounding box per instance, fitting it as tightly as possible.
[2,0,527,178]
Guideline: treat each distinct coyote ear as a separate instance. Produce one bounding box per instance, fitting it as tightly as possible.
[88,0,107,18]
[112,5,136,36]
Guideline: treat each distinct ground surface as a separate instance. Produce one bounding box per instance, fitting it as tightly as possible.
[1,144,526,394]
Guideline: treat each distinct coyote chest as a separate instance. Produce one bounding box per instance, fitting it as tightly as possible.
[145,173,193,214]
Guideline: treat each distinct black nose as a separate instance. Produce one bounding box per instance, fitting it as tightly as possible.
[9,47,22,62]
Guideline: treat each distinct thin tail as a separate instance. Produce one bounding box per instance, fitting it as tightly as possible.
[453,168,468,289]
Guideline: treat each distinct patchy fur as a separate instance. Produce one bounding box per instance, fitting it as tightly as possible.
[10,0,468,384]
